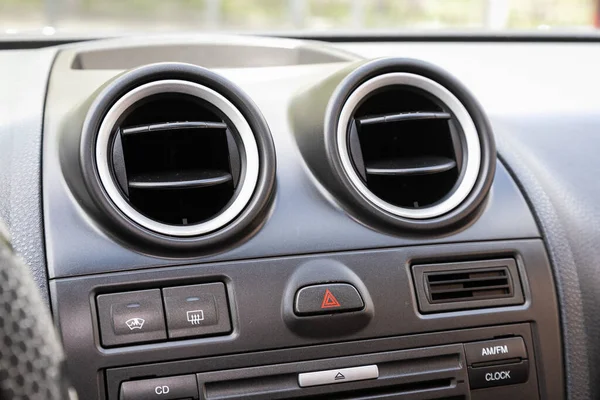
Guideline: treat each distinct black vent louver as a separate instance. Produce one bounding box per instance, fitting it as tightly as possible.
[348,86,462,209]
[412,259,525,313]
[426,267,512,302]
[110,93,241,226]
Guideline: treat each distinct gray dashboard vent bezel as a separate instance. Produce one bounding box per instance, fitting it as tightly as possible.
[95,79,260,237]
[337,72,481,220]
[77,63,276,255]
[322,58,497,232]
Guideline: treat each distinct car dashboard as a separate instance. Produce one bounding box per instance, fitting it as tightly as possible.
[1,33,598,400]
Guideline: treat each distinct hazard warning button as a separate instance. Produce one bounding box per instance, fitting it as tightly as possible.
[294,283,364,316]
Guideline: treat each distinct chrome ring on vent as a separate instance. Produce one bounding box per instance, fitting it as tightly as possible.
[96,80,260,237]
[336,73,482,219]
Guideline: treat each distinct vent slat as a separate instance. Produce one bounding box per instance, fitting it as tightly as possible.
[122,121,227,135]
[128,170,232,190]
[429,285,511,294]
[431,291,511,302]
[114,95,240,226]
[413,260,524,313]
[357,111,451,126]
[427,275,508,286]
[424,266,514,304]
[365,156,457,177]
[350,87,461,209]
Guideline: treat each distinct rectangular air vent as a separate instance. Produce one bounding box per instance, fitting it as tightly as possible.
[412,259,525,314]
[427,268,512,302]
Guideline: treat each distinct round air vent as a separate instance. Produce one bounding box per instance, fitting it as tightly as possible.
[78,63,276,253]
[324,59,495,231]
[97,80,259,236]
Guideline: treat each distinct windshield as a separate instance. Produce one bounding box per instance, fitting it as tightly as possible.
[1,0,597,36]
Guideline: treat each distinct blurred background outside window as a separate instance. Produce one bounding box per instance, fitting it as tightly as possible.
[0,0,599,35]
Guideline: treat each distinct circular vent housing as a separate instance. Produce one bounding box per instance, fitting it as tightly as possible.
[97,80,259,236]
[79,64,275,253]
[326,59,495,231]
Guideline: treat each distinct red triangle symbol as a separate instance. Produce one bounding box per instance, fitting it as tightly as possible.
[321,289,341,309]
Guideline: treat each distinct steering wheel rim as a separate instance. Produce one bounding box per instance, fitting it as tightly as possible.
[0,223,74,400]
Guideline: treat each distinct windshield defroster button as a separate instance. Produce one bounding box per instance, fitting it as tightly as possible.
[97,289,167,347]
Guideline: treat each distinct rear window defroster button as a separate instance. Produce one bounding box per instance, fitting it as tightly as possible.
[162,283,232,339]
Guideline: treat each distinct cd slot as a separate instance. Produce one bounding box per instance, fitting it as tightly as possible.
[201,345,468,400]
[296,378,458,399]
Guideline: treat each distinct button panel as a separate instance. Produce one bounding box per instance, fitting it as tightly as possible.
[465,337,530,390]
[468,360,529,389]
[163,283,231,339]
[294,283,364,315]
[298,365,379,387]
[97,289,167,347]
[97,283,231,347]
[465,337,527,365]
[120,375,198,400]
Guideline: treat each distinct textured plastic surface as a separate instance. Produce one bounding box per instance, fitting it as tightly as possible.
[50,239,561,399]
[0,49,56,305]
[496,120,593,400]
[0,227,72,399]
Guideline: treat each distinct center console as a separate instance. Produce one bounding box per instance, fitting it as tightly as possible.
[44,36,563,399]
